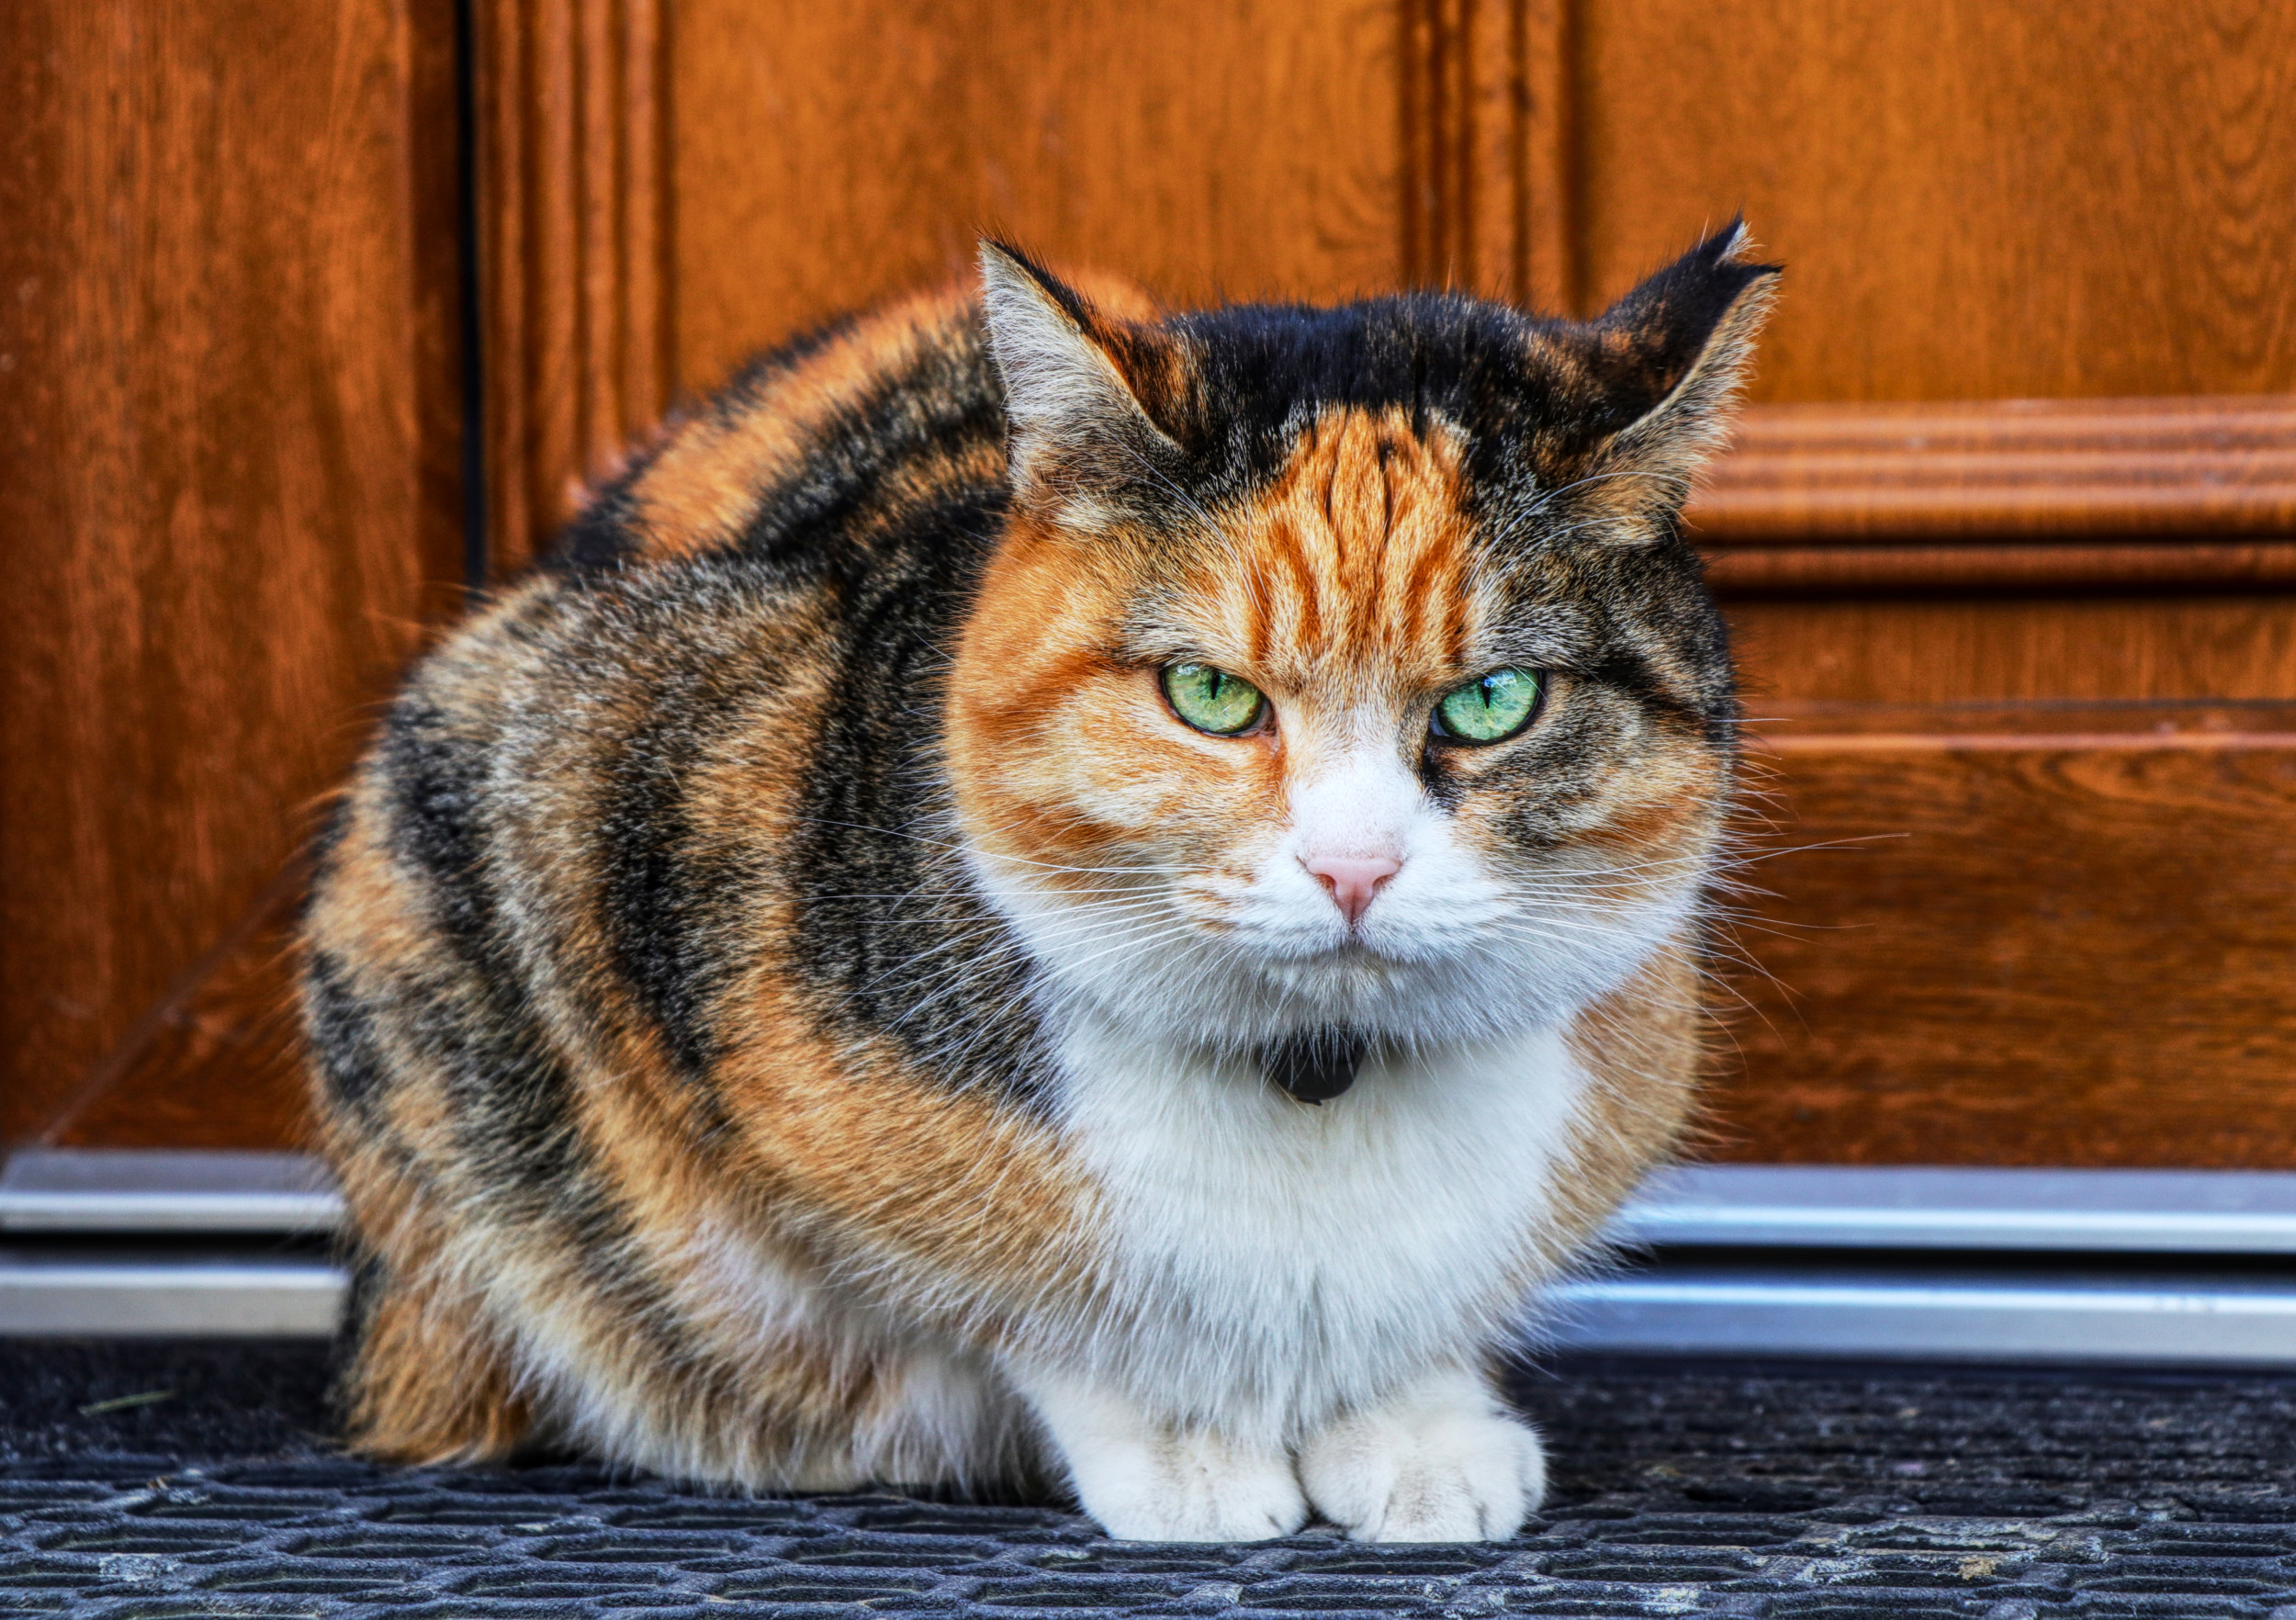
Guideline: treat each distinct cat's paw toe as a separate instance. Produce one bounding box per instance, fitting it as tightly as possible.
[1300,1390,1545,1543]
[1079,1433,1308,1543]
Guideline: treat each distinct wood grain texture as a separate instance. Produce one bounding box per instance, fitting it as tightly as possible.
[670,0,1406,394]
[1573,0,2296,402]
[0,0,464,1149]
[1714,705,2296,1166]
[1705,542,2296,599]
[477,0,670,572]
[38,866,311,1151]
[1728,598,2296,707]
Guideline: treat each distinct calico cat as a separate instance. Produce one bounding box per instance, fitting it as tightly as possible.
[299,223,1775,1543]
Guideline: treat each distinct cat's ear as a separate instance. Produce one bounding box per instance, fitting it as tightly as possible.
[977,241,1181,508]
[1571,219,1780,522]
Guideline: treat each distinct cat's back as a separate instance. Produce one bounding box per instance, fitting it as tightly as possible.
[561,283,997,578]
[300,275,1086,1209]
[557,268,1158,579]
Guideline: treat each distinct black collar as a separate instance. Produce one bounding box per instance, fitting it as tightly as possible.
[1261,1029,1369,1104]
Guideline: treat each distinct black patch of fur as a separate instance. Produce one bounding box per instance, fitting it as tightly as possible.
[598,666,737,1084]
[377,698,506,973]
[784,487,1053,1108]
[726,330,1005,573]
[555,468,652,571]
[371,692,634,1234]
[302,949,391,1122]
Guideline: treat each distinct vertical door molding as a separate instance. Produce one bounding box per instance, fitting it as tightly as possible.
[1399,0,1576,315]
[476,0,673,575]
[1518,0,1577,317]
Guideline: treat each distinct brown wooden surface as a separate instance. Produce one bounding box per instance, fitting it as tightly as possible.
[1714,704,2296,1166]
[1727,598,2296,708]
[478,0,670,573]
[1400,0,1536,302]
[1692,398,2296,544]
[670,0,1407,395]
[1573,0,2296,399]
[0,0,464,1150]
[1708,543,2296,599]
[16,0,2296,1165]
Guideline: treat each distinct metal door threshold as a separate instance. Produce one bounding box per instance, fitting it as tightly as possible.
[0,1256,342,1336]
[0,1150,340,1234]
[1616,1164,2296,1254]
[6,1150,2296,1363]
[15,1153,2296,1254]
[1545,1269,2296,1366]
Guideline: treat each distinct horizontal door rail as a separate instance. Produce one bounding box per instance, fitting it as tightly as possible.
[1690,394,2296,543]
[1615,1166,2296,1254]
[0,1260,341,1337]
[0,1150,341,1234]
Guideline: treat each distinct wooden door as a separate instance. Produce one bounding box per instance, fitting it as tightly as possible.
[10,0,2294,1167]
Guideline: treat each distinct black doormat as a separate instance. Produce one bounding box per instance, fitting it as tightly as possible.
[5,1338,2295,1616]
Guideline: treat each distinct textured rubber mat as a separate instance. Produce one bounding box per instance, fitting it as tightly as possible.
[5,1340,2296,1617]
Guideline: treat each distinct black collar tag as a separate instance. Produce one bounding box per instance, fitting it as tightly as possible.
[1262,1029,1369,1104]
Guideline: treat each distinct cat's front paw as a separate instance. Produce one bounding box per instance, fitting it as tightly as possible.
[1022,1376,1308,1542]
[1076,1426,1309,1542]
[1298,1368,1546,1542]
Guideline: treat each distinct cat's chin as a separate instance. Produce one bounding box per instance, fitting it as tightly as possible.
[1036,930,1628,1056]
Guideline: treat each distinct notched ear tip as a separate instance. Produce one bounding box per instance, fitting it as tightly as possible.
[1575,219,1784,511]
[1698,214,1782,281]
[1600,217,1780,321]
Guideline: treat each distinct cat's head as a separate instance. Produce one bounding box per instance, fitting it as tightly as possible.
[946,228,1776,1053]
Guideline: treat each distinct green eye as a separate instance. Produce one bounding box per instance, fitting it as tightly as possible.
[1433,668,1543,744]
[1161,662,1266,736]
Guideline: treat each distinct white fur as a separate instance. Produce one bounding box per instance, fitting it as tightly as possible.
[1041,1015,1585,1434]
[1020,1372,1309,1541]
[1297,1366,1547,1541]
[995,1013,1581,1539]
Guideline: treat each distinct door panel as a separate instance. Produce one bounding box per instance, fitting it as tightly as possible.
[0,0,464,1149]
[1715,705,2296,1165]
[1728,598,2296,707]
[674,0,1409,393]
[1572,0,2296,399]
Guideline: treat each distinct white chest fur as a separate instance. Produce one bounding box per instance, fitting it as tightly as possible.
[1049,1013,1590,1446]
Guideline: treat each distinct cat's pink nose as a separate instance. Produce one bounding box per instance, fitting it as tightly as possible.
[1303,854,1402,927]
